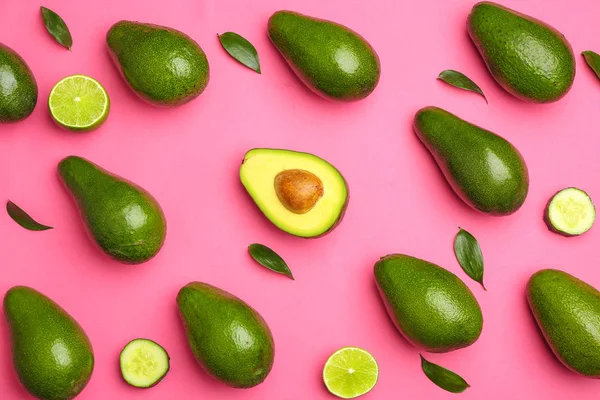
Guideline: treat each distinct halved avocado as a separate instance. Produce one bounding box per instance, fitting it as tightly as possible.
[240,149,348,238]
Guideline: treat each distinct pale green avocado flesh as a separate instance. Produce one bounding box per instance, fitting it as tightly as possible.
[240,148,348,238]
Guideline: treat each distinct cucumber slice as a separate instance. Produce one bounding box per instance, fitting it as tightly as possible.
[120,339,170,388]
[545,188,595,236]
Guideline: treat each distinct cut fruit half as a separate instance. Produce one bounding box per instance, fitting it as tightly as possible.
[545,188,595,236]
[120,338,170,388]
[323,347,378,399]
[48,74,110,132]
[240,148,349,238]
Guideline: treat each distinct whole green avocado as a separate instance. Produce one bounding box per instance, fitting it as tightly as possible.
[58,156,166,264]
[374,254,483,353]
[268,10,380,101]
[527,269,600,377]
[0,43,37,122]
[106,21,209,106]
[468,2,575,103]
[414,106,529,216]
[177,282,275,388]
[4,286,94,400]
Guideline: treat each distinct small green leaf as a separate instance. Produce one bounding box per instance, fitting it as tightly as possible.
[218,32,261,73]
[248,243,293,279]
[41,7,73,50]
[582,51,600,81]
[438,70,487,103]
[420,354,470,394]
[7,201,53,231]
[454,228,485,290]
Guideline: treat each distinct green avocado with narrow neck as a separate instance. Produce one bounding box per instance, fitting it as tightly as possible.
[4,286,94,400]
[414,106,529,216]
[375,254,483,353]
[468,2,575,103]
[107,21,209,106]
[0,43,37,122]
[268,10,380,101]
[177,282,275,388]
[58,156,166,264]
[527,269,600,377]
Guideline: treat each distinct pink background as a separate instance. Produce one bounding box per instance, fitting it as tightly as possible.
[1,0,600,398]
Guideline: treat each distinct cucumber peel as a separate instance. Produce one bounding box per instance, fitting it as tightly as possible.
[545,188,595,236]
[120,339,170,388]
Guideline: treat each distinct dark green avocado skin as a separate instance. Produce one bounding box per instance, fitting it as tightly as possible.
[4,286,94,400]
[468,2,575,103]
[528,269,600,377]
[375,254,483,353]
[58,156,166,264]
[177,282,275,388]
[268,10,380,101]
[0,43,37,122]
[414,106,529,216]
[107,21,209,106]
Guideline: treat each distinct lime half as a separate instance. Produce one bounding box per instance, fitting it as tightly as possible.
[323,347,378,399]
[49,74,110,131]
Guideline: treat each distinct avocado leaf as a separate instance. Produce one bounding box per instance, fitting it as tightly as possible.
[218,32,261,73]
[420,354,470,393]
[41,6,73,50]
[248,243,294,279]
[454,228,486,290]
[438,70,487,103]
[7,201,53,231]
[583,51,600,81]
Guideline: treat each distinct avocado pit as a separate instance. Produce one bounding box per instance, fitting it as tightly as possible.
[274,169,323,214]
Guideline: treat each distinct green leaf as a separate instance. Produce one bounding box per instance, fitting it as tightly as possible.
[454,228,486,290]
[248,243,293,279]
[420,354,470,394]
[7,201,53,231]
[582,51,600,81]
[41,7,73,50]
[218,32,261,73]
[438,70,487,103]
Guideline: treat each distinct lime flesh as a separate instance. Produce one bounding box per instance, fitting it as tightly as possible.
[48,74,110,132]
[323,347,378,399]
